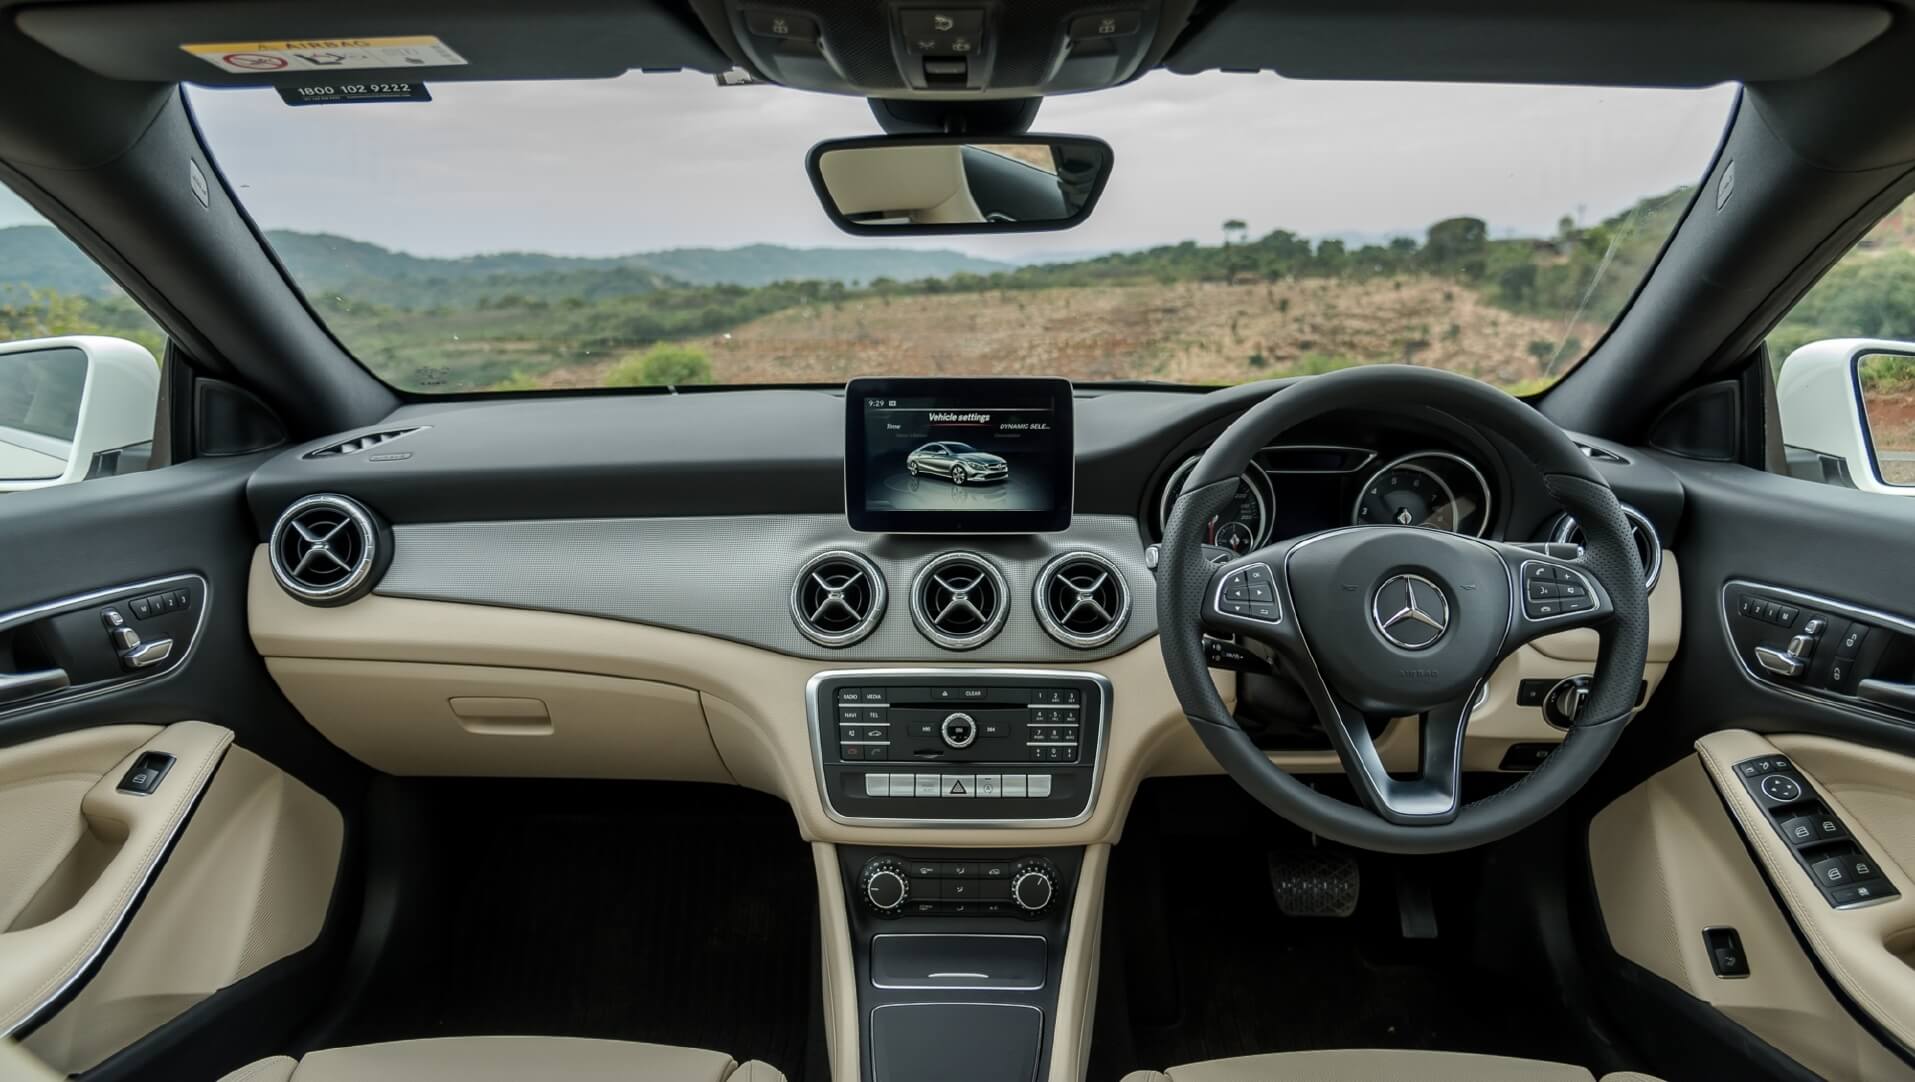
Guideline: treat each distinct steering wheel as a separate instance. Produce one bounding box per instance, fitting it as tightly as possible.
[1157,366,1650,854]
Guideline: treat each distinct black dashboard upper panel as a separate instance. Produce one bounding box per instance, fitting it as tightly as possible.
[244,382,1685,547]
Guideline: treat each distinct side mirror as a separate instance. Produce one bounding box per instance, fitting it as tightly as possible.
[1777,338,1915,494]
[807,134,1112,236]
[0,336,159,494]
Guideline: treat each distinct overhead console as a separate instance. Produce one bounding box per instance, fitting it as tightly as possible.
[696,0,1191,96]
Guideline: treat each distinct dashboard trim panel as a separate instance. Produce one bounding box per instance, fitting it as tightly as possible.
[375,514,1155,662]
[805,667,1114,829]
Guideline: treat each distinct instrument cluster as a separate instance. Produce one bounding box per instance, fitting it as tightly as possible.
[1153,442,1495,552]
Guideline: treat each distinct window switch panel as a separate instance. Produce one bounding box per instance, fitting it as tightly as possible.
[1734,756,1900,909]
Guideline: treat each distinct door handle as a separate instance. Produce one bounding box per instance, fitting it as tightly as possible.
[0,668,71,705]
[1857,678,1915,713]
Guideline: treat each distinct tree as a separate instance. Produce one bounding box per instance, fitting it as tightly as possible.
[605,343,712,387]
[1423,217,1490,279]
[1221,219,1248,246]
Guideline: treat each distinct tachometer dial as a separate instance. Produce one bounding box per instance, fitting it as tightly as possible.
[1351,452,1492,535]
[1158,457,1273,555]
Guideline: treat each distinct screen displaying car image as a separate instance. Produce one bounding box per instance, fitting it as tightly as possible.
[846,377,1073,533]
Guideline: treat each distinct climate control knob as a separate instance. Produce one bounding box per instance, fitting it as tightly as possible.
[1010,859,1058,915]
[859,857,910,913]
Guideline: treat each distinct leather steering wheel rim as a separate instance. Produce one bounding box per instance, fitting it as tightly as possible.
[1156,365,1650,855]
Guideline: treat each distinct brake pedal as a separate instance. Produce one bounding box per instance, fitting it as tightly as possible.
[1267,848,1359,917]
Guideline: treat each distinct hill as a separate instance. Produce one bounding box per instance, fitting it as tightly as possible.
[261,231,1013,306]
[0,226,119,297]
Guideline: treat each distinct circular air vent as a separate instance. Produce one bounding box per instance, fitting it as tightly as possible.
[1548,504,1663,590]
[268,493,386,606]
[790,550,886,647]
[910,552,1010,650]
[1034,551,1132,648]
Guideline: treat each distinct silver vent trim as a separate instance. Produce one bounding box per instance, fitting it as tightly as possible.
[1548,504,1663,591]
[304,426,426,458]
[1033,551,1131,648]
[269,493,379,603]
[789,550,886,648]
[910,552,1010,651]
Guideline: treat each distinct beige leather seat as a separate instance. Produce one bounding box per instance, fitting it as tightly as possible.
[217,1036,786,1082]
[1122,1049,1663,1081]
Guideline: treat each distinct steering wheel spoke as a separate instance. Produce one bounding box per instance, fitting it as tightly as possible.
[1488,541,1617,652]
[1200,542,1306,653]
[1309,684,1480,825]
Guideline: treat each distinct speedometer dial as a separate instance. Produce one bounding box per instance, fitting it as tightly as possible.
[1351,452,1492,535]
[1158,457,1273,556]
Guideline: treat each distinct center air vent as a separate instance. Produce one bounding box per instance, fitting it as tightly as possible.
[1034,551,1132,648]
[304,427,425,458]
[790,551,886,647]
[911,552,1010,651]
[1547,504,1663,590]
[268,493,388,605]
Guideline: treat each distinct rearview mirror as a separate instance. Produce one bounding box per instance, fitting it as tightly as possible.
[0,336,159,493]
[807,135,1112,236]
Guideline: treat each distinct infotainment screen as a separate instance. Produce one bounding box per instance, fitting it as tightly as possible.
[845,377,1074,533]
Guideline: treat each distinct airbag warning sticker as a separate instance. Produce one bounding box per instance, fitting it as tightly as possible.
[182,36,467,74]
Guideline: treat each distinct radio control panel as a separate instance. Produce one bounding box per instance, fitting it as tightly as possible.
[809,670,1108,825]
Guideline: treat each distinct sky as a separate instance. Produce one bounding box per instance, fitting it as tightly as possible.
[5,72,1737,262]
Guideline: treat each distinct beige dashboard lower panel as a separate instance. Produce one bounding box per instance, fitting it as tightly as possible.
[250,547,1680,843]
[24,746,344,1073]
[265,658,732,782]
[1589,751,1913,1082]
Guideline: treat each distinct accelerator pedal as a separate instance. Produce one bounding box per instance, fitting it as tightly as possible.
[1267,848,1359,917]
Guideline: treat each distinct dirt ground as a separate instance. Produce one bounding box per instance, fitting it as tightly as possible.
[1862,388,1915,484]
[536,277,1589,391]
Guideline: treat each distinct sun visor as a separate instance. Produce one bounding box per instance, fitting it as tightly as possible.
[1162,0,1892,87]
[13,0,733,85]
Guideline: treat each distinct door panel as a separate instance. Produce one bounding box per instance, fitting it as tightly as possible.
[23,745,343,1074]
[1589,451,1915,1076]
[1698,731,1915,1053]
[0,720,231,1037]
[0,453,369,1078]
[1590,751,1914,1082]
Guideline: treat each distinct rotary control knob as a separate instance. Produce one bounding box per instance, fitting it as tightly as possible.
[940,712,977,749]
[859,856,909,913]
[1010,858,1058,915]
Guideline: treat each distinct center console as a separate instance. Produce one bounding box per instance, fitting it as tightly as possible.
[837,844,1084,1082]
[807,669,1109,826]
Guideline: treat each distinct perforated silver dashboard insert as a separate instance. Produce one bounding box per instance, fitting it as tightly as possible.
[376,514,1156,661]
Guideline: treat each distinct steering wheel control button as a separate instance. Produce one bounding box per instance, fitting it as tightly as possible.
[1216,563,1281,622]
[1520,561,1595,621]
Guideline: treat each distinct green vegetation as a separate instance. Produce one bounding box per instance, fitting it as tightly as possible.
[1,187,1732,393]
[1770,250,1915,374]
[605,344,712,387]
[0,286,165,359]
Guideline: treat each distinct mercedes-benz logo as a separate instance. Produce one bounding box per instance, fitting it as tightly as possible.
[1372,573,1451,650]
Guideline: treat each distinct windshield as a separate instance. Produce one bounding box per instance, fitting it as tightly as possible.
[186,73,1735,395]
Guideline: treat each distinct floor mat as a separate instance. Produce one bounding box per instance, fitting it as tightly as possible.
[1090,779,1602,1080]
[317,779,816,1077]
